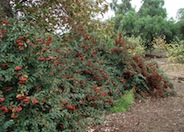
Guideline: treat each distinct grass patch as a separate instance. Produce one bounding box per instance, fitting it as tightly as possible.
[111,90,134,113]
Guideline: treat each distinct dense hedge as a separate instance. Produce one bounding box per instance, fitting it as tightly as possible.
[0,19,173,131]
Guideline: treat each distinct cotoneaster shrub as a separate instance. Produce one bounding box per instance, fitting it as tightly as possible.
[0,18,174,132]
[0,18,124,132]
[113,34,174,98]
[0,19,67,131]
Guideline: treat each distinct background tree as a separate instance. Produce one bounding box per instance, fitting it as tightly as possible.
[0,0,108,33]
[176,8,184,40]
[116,10,138,36]
[177,8,184,20]
[111,0,178,50]
[0,0,116,49]
[110,0,134,33]
[112,0,133,15]
[138,0,166,18]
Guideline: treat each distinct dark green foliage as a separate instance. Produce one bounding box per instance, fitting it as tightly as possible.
[111,0,179,49]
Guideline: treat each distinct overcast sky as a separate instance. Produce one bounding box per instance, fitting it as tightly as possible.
[103,0,184,20]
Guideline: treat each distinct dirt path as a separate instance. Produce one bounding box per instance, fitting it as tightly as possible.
[91,58,184,132]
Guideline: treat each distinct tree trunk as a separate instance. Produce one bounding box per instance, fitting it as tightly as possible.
[0,0,14,18]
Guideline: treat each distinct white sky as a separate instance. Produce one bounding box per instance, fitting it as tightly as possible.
[103,0,184,20]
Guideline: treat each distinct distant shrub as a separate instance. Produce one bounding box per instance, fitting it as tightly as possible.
[152,36,184,63]
[124,36,146,56]
[152,36,168,50]
[167,42,184,63]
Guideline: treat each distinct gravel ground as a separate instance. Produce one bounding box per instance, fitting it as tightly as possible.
[90,58,184,132]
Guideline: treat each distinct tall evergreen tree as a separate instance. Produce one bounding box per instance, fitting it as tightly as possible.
[138,0,166,18]
[110,0,134,32]
[111,0,133,15]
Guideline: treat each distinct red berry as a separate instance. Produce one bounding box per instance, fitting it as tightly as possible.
[38,57,45,61]
[2,20,9,25]
[15,106,22,112]
[30,43,35,47]
[51,57,57,60]
[46,57,51,61]
[22,96,30,103]
[19,47,24,51]
[18,43,24,46]
[120,78,126,83]
[0,97,5,103]
[37,38,43,44]
[0,106,5,110]
[17,73,22,76]
[47,36,52,42]
[106,100,113,105]
[92,88,100,93]
[81,57,85,61]
[0,30,6,34]
[32,97,39,104]
[61,102,67,105]
[54,89,59,93]
[19,36,24,40]
[11,114,19,119]
[3,107,9,113]
[47,36,52,45]
[5,87,12,93]
[16,40,21,43]
[92,50,97,55]
[103,75,109,80]
[14,66,22,71]
[79,100,87,105]
[2,63,8,67]
[42,47,47,51]
[19,77,27,84]
[16,94,25,100]
[66,105,75,110]
[100,92,108,96]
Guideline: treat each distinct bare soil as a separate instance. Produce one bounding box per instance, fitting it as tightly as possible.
[90,58,184,132]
